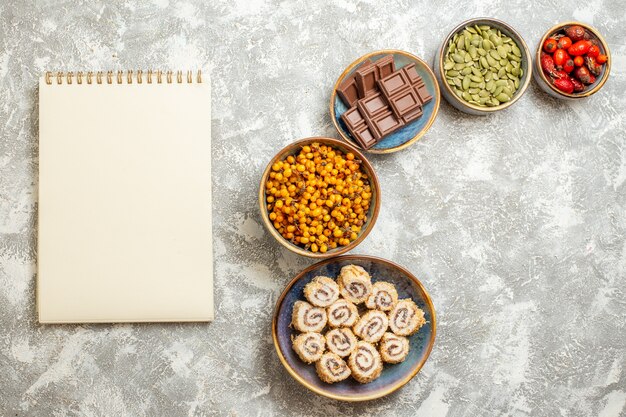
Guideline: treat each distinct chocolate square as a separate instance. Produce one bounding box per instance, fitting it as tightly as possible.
[337,76,359,108]
[355,62,379,98]
[341,106,366,130]
[353,124,378,149]
[370,110,404,138]
[375,55,395,79]
[388,89,420,118]
[403,63,422,85]
[357,92,389,119]
[414,82,432,105]
[377,70,411,98]
[402,106,423,123]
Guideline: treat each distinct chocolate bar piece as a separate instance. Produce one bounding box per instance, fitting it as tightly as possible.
[337,76,359,107]
[375,55,395,79]
[355,60,379,98]
[337,59,373,107]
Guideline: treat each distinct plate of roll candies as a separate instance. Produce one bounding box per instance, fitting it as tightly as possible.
[272,255,436,401]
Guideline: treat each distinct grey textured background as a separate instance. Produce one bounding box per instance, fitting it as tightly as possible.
[1,0,625,416]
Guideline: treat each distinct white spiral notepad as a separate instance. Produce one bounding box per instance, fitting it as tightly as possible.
[38,70,214,323]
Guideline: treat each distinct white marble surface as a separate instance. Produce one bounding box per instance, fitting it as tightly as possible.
[1,1,625,416]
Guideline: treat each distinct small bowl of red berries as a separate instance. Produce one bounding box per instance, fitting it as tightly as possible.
[534,22,610,99]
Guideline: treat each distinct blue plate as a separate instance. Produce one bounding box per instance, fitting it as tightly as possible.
[272,255,436,401]
[330,50,440,154]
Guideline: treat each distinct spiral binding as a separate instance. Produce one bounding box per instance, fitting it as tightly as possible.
[44,70,202,85]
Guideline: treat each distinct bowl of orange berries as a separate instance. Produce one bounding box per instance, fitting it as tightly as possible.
[259,137,381,258]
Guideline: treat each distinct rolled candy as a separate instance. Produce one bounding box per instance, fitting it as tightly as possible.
[325,328,358,358]
[292,300,327,333]
[348,341,383,383]
[379,332,409,364]
[316,352,351,384]
[304,276,340,307]
[337,264,372,304]
[388,299,425,336]
[327,299,359,328]
[353,309,388,343]
[365,281,398,311]
[292,332,325,364]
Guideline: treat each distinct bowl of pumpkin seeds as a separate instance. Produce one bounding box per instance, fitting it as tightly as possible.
[436,18,532,115]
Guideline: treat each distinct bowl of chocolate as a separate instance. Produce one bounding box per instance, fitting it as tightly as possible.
[259,137,380,258]
[435,18,532,115]
[330,50,440,154]
[534,22,610,100]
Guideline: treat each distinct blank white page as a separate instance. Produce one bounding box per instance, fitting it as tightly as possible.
[38,74,213,323]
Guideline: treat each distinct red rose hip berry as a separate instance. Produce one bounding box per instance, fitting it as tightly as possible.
[543,38,558,53]
[553,77,574,93]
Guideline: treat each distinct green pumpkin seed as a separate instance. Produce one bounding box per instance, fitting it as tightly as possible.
[462,76,471,90]
[486,80,495,90]
[468,45,477,59]
[454,78,462,88]
[453,54,464,63]
[493,86,504,96]
[497,45,507,58]
[461,67,472,75]
[482,39,493,50]
[512,45,521,57]
[462,91,472,101]
[466,26,477,34]
[478,89,490,97]
[514,78,520,88]
[487,55,497,67]
[490,34,502,46]
[444,61,455,70]
[489,50,500,60]
[480,56,489,69]
[464,53,472,63]
[496,93,511,102]
[470,74,482,82]
[446,70,460,77]
[498,68,506,78]
[511,67,520,76]
[502,86,512,96]
[477,47,487,56]
[457,35,465,50]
